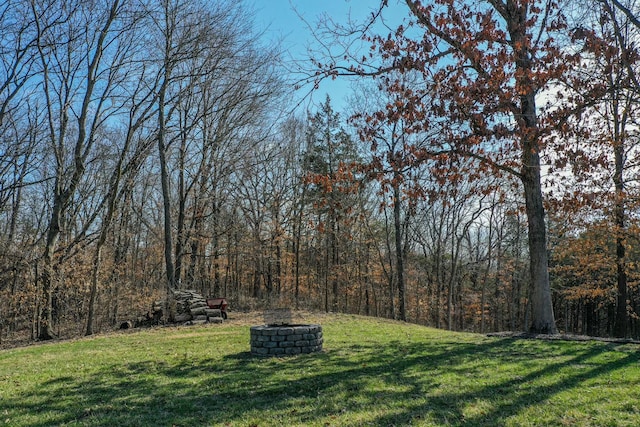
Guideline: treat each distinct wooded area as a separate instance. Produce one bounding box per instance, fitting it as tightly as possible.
[1,0,640,344]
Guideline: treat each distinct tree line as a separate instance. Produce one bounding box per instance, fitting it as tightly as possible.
[1,0,639,344]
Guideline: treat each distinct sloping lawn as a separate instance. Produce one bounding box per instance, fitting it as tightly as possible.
[1,313,639,426]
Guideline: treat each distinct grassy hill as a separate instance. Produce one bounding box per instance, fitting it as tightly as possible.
[1,313,639,426]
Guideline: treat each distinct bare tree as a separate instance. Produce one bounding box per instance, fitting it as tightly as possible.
[31,0,139,339]
[85,44,158,334]
[0,1,41,239]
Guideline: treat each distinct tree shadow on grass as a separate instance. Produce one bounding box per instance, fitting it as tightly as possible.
[2,336,639,426]
[369,340,640,426]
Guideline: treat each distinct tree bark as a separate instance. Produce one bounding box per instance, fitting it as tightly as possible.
[613,116,628,338]
[157,77,175,292]
[393,178,407,321]
[40,204,61,340]
[521,147,557,334]
[509,0,557,333]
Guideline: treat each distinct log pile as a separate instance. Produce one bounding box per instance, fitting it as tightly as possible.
[171,290,223,324]
[119,290,224,331]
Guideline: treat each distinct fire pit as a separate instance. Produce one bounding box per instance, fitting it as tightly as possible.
[250,310,322,356]
[250,323,323,356]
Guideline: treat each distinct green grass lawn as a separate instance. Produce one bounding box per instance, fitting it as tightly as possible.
[1,313,639,426]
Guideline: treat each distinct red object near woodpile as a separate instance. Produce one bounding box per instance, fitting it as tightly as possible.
[206,298,228,319]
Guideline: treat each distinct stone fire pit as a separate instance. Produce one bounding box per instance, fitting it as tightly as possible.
[250,309,323,356]
[250,323,323,356]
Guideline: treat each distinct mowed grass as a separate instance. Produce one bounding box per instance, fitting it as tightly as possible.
[1,314,639,427]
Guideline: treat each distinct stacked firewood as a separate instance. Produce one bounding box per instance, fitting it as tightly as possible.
[171,290,223,324]
[119,290,223,330]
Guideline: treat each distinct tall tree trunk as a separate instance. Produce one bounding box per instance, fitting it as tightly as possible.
[514,9,556,332]
[493,237,503,332]
[447,232,464,330]
[613,125,628,338]
[330,214,339,311]
[174,129,188,289]
[434,232,443,329]
[40,198,62,340]
[294,220,301,309]
[86,244,104,336]
[174,183,186,289]
[393,179,407,321]
[324,239,330,312]
[511,217,523,331]
[187,213,202,289]
[275,238,282,296]
[212,201,221,296]
[157,80,175,292]
[521,153,557,334]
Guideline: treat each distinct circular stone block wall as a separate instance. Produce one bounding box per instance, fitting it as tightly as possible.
[250,324,323,356]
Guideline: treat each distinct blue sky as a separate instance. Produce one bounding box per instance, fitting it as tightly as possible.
[254,1,408,113]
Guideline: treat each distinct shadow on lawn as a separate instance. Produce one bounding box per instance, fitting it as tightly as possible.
[3,335,639,426]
